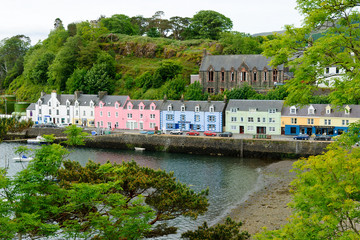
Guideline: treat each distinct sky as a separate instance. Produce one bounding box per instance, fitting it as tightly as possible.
[0,0,303,45]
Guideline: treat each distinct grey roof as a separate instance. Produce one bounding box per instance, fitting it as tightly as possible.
[27,103,35,110]
[76,94,99,106]
[124,100,162,110]
[226,100,284,112]
[98,95,129,107]
[282,104,360,118]
[200,54,284,72]
[160,100,226,112]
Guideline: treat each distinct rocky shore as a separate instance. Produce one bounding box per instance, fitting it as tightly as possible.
[225,160,297,238]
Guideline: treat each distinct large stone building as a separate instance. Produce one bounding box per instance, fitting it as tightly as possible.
[199,53,292,94]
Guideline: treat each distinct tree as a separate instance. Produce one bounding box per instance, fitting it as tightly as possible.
[187,10,233,40]
[152,60,183,88]
[0,35,30,88]
[182,217,250,240]
[63,124,89,146]
[262,1,360,106]
[256,122,360,239]
[29,52,55,84]
[100,14,139,36]
[226,84,258,99]
[219,31,262,54]
[65,68,87,93]
[169,16,191,40]
[184,81,207,100]
[84,63,115,94]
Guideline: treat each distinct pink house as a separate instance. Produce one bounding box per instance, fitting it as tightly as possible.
[122,100,162,130]
[94,94,130,129]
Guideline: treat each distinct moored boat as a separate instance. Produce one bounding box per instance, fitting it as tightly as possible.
[13,155,33,162]
[27,136,46,144]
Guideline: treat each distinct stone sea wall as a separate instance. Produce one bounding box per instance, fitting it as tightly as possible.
[11,128,331,159]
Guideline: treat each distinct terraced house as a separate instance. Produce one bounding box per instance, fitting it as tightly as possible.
[160,98,226,132]
[225,100,284,135]
[199,53,292,94]
[281,104,360,136]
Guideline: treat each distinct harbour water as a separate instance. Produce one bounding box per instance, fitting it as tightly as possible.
[0,142,278,239]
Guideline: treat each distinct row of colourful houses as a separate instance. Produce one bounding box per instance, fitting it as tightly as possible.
[26,91,360,136]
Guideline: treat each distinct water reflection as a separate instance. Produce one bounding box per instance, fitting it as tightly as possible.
[0,142,276,239]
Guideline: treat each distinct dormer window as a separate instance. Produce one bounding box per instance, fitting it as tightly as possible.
[249,108,257,112]
[48,101,51,107]
[115,103,119,109]
[181,105,185,112]
[168,105,172,111]
[128,105,131,110]
[209,105,214,112]
[151,106,155,111]
[326,105,331,114]
[90,102,94,107]
[100,103,103,108]
[195,106,200,112]
[345,105,351,115]
[75,102,79,107]
[38,100,42,106]
[140,105,144,110]
[308,105,315,115]
[268,109,276,113]
[290,106,297,114]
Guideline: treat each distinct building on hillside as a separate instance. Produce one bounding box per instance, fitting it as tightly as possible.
[225,100,284,135]
[199,52,292,94]
[281,104,360,136]
[160,97,227,132]
[32,90,99,127]
[316,66,346,88]
[122,100,162,130]
[94,93,130,129]
[26,103,36,122]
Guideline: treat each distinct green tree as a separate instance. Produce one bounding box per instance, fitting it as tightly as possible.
[29,52,55,84]
[169,16,191,40]
[0,35,30,88]
[84,63,115,94]
[219,31,262,54]
[182,217,250,240]
[187,10,233,40]
[256,122,360,239]
[262,0,360,106]
[135,71,154,90]
[152,60,183,88]
[184,81,207,100]
[65,68,87,93]
[161,75,187,99]
[63,125,89,146]
[101,14,139,35]
[226,84,258,99]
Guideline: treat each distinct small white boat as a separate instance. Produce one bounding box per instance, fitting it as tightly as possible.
[134,147,145,151]
[27,136,46,144]
[13,155,33,162]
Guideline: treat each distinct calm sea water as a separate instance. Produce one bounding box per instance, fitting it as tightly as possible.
[0,142,277,239]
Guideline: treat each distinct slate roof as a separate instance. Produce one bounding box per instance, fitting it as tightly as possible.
[282,104,360,118]
[160,100,226,112]
[27,103,35,110]
[123,100,163,110]
[98,95,129,107]
[226,100,284,112]
[199,54,285,72]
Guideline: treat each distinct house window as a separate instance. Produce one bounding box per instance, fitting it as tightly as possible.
[115,122,119,128]
[231,117,237,122]
[242,71,246,81]
[195,115,200,122]
[248,117,254,122]
[49,109,52,115]
[273,69,278,81]
[324,119,331,125]
[140,106,144,110]
[151,106,155,110]
[167,105,172,111]
[257,117,261,122]
[231,108,237,113]
[150,122,156,128]
[326,67,330,74]
[269,109,276,113]
[247,126,254,131]
[83,110,86,116]
[231,125,236,130]
[127,113,132,119]
[326,109,331,114]
[115,112,118,117]
[336,67,339,74]
[167,123,175,129]
[307,118,314,124]
[269,118,275,123]
[101,121,103,127]
[56,109,59,115]
[140,114,143,119]
[240,117,244,122]
[208,124,216,131]
[231,71,235,81]
[48,101,51,107]
[195,106,200,112]
[99,103,103,108]
[150,114,155,119]
[166,114,174,121]
[291,118,297,124]
[209,115,216,122]
[75,102,78,107]
[128,105,131,110]
[67,109,69,115]
[290,107,297,114]
[221,71,225,82]
[264,71,267,81]
[90,102,94,107]
[209,106,214,112]
[208,70,214,82]
[115,103,119,109]
[75,110,78,116]
[308,108,314,114]
[180,115,185,121]
[263,118,266,122]
[108,112,111,117]
[269,127,275,132]
[100,111,103,117]
[181,105,185,112]
[207,88,214,94]
[253,72,257,81]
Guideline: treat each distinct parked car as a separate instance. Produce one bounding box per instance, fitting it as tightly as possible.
[204,131,217,136]
[219,132,233,137]
[57,123,72,128]
[170,129,183,135]
[314,135,332,141]
[293,134,310,140]
[186,130,200,136]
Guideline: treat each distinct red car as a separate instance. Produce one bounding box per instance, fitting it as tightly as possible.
[186,130,200,136]
[204,131,217,136]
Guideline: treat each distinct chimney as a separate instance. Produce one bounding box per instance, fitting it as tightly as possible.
[223,95,227,103]
[163,94,167,102]
[74,91,83,100]
[41,91,46,97]
[98,91,108,100]
[180,94,184,102]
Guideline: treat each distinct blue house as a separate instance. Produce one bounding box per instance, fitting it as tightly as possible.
[160,98,226,132]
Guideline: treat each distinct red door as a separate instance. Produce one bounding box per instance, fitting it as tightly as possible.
[239,126,244,134]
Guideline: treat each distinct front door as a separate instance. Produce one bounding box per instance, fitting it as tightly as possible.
[239,126,244,134]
